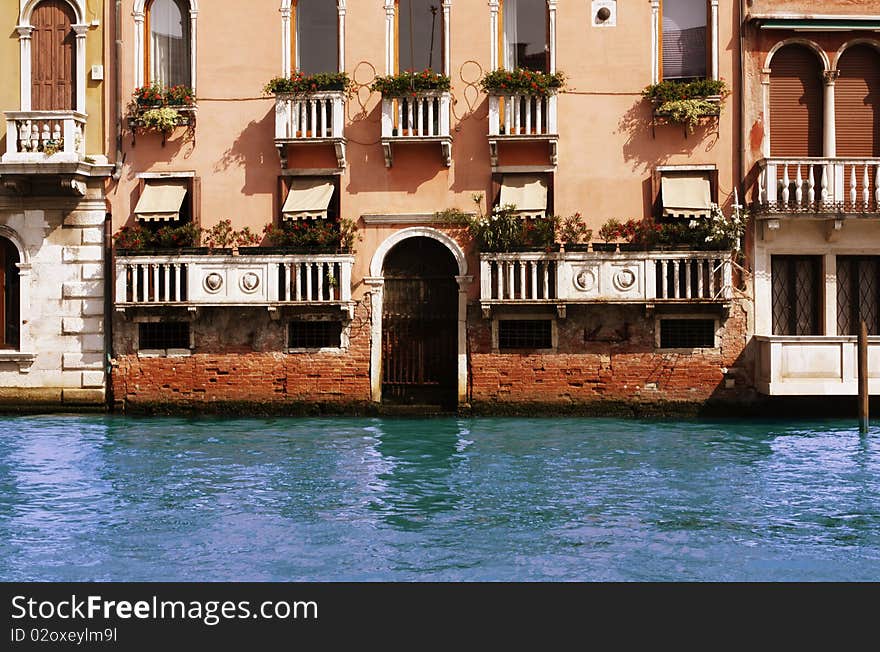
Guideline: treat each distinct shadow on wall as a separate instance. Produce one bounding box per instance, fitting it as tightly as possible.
[213,109,277,196]
[617,97,720,174]
[449,95,490,195]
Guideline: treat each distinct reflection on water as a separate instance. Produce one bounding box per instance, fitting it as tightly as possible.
[0,415,878,581]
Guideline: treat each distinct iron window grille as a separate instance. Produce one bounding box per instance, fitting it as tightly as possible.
[498,319,553,350]
[138,322,191,350]
[659,318,715,349]
[288,320,342,349]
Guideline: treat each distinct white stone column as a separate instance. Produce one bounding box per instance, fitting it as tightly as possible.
[384,0,395,74]
[133,11,144,88]
[824,253,837,336]
[456,275,472,405]
[650,0,660,84]
[190,9,198,92]
[365,277,385,403]
[753,243,773,336]
[823,70,839,158]
[547,0,557,74]
[488,0,499,71]
[280,5,291,75]
[762,69,772,157]
[337,1,346,73]
[710,0,719,80]
[73,24,89,113]
[442,1,451,77]
[17,26,33,111]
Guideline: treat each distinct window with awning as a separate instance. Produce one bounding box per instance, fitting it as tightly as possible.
[134,180,189,222]
[282,179,335,221]
[661,173,711,218]
[499,175,548,219]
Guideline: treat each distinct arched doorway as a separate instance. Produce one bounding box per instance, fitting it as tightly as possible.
[31,0,77,111]
[0,238,21,349]
[381,237,459,407]
[770,44,824,158]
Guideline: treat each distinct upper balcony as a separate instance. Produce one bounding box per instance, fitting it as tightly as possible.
[488,94,558,168]
[380,91,452,168]
[754,157,880,217]
[274,91,347,168]
[115,253,355,318]
[479,250,734,317]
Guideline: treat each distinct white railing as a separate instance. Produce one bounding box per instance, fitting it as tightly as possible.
[480,251,733,304]
[116,254,353,306]
[755,335,880,396]
[488,94,558,137]
[757,157,880,213]
[274,91,345,142]
[381,91,451,139]
[3,111,86,163]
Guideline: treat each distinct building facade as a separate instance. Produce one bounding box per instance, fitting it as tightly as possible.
[0,0,112,409]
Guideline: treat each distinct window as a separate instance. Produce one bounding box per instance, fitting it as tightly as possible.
[771,256,821,336]
[138,322,190,351]
[498,319,552,350]
[502,0,548,72]
[288,320,342,349]
[659,318,715,349]
[147,0,191,88]
[837,257,880,336]
[280,177,337,222]
[134,175,196,227]
[661,0,708,81]
[769,44,823,158]
[0,238,20,350]
[656,167,716,219]
[497,174,550,219]
[397,0,443,72]
[294,0,338,74]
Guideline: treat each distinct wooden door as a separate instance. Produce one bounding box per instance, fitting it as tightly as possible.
[31,0,77,111]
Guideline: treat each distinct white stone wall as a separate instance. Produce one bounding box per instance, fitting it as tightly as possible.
[0,190,106,407]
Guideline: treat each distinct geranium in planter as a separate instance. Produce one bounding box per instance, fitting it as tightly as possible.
[370,69,451,97]
[480,69,565,96]
[260,218,359,254]
[559,213,592,251]
[643,78,729,133]
[439,195,558,253]
[132,83,165,108]
[114,222,203,255]
[264,72,352,95]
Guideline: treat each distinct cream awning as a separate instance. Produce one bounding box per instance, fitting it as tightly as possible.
[282,179,335,220]
[499,175,548,214]
[662,174,712,218]
[134,181,188,222]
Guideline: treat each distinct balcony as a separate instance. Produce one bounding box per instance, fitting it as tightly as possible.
[756,336,880,396]
[488,94,558,168]
[115,253,354,317]
[755,157,880,215]
[380,91,451,167]
[479,250,733,316]
[274,91,346,168]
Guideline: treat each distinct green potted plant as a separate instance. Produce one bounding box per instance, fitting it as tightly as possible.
[643,78,728,133]
[558,212,592,252]
[252,218,359,255]
[480,69,565,96]
[595,219,622,252]
[439,195,558,253]
[264,72,352,95]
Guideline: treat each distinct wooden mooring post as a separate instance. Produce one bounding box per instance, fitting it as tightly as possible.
[858,320,869,434]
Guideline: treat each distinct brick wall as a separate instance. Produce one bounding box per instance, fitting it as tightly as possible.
[111,302,372,412]
[468,301,754,409]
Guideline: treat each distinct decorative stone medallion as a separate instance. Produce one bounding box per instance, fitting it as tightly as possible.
[573,267,597,292]
[612,267,637,292]
[239,272,260,294]
[203,272,223,293]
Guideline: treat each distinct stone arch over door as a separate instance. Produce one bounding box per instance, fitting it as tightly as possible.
[367,227,471,406]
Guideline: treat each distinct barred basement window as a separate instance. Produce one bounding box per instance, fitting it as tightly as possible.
[138,322,190,350]
[659,319,715,349]
[771,255,821,336]
[498,319,552,350]
[288,320,342,349]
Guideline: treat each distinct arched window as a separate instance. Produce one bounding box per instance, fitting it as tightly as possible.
[836,44,880,158]
[147,0,191,87]
[30,0,77,111]
[294,0,338,75]
[770,45,823,157]
[501,0,548,72]
[0,238,20,350]
[397,0,443,73]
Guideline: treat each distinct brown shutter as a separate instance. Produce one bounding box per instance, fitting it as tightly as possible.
[836,45,880,158]
[31,1,77,111]
[770,45,823,157]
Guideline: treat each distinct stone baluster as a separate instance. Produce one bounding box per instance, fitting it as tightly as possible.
[807,165,815,206]
[850,164,857,209]
[795,164,803,206]
[781,164,790,206]
[535,98,543,135]
[863,164,870,209]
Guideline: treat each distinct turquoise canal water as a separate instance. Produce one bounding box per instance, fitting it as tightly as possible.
[0,416,878,581]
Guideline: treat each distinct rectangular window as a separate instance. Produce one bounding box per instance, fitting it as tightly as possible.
[498,319,552,350]
[837,256,880,335]
[295,0,338,74]
[502,0,549,72]
[134,177,194,225]
[771,256,822,336]
[398,0,443,72]
[659,318,715,349]
[288,320,342,349]
[661,0,708,81]
[138,322,190,350]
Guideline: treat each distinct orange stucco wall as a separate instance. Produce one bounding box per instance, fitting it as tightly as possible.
[109,0,741,302]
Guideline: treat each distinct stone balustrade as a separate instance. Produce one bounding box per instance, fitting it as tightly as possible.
[3,111,86,163]
[756,157,880,214]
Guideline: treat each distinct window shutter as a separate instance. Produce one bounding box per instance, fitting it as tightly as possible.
[770,45,823,157]
[191,176,201,227]
[835,45,880,158]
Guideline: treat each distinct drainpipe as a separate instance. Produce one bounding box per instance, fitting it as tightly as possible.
[104,209,114,411]
[113,0,123,180]
[739,0,747,203]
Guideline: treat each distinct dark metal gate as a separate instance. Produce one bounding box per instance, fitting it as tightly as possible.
[382,238,458,407]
